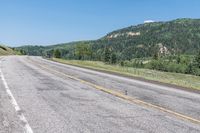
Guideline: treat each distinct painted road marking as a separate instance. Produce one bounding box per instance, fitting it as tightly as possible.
[28,58,200,125]
[0,59,34,133]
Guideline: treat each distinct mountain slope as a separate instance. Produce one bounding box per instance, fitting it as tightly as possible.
[16,18,200,60]
[0,45,15,55]
[101,18,200,57]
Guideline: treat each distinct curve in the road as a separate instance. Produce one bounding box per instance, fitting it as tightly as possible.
[28,58,200,125]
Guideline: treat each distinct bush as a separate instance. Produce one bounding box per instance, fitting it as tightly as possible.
[122,60,144,68]
[146,60,187,73]
[166,63,187,73]
[146,60,164,71]
[185,63,200,76]
[120,61,124,66]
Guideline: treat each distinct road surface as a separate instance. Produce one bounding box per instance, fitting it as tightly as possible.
[0,56,200,133]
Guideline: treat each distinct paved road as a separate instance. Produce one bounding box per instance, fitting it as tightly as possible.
[0,56,200,133]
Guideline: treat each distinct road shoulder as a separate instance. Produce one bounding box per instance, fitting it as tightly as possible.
[48,58,200,94]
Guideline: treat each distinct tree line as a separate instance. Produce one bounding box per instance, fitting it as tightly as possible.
[46,43,200,76]
[15,18,200,76]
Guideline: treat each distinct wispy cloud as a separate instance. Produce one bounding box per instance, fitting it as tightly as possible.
[144,20,155,23]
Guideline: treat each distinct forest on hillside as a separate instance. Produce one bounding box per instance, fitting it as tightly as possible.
[15,18,200,76]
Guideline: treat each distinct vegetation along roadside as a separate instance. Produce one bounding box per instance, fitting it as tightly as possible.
[50,58,200,91]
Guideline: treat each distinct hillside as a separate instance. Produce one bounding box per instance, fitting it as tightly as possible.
[100,18,200,58]
[0,45,15,55]
[16,18,200,60]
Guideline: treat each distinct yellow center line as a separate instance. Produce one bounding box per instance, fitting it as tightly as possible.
[28,58,200,125]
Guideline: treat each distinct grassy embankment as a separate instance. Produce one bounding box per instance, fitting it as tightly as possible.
[51,58,200,91]
[0,45,15,55]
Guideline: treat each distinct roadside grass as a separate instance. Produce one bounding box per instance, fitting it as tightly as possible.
[51,58,200,91]
[0,45,15,55]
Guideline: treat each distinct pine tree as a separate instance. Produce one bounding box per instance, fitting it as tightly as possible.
[176,55,181,64]
[54,49,61,58]
[110,53,117,64]
[104,47,111,63]
[194,51,200,68]
[153,53,158,60]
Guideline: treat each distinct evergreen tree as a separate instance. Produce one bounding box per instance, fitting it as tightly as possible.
[185,51,200,75]
[75,43,92,60]
[20,49,26,55]
[153,53,159,60]
[120,61,124,66]
[54,49,61,58]
[176,55,181,64]
[104,47,111,62]
[185,63,195,75]
[110,53,117,64]
[194,51,200,68]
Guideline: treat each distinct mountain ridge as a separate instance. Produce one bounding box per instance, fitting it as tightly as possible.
[16,18,200,60]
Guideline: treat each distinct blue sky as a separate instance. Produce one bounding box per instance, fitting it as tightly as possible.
[0,0,200,46]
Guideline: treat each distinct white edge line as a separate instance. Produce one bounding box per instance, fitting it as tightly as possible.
[0,60,33,133]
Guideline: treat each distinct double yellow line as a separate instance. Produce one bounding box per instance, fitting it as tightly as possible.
[28,58,200,125]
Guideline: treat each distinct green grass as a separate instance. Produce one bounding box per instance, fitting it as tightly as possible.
[52,58,200,91]
[0,45,15,55]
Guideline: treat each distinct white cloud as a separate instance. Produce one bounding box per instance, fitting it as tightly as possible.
[144,20,155,23]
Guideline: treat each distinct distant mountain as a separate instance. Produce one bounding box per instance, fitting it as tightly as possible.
[0,45,15,55]
[16,18,200,60]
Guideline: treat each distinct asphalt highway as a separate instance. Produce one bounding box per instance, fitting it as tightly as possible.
[0,56,200,133]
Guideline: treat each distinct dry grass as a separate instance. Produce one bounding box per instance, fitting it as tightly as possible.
[0,45,14,55]
[52,58,200,90]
